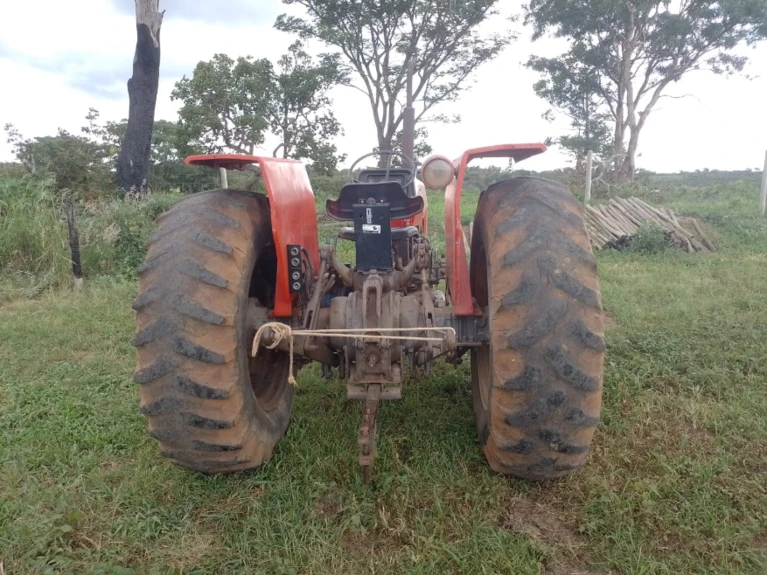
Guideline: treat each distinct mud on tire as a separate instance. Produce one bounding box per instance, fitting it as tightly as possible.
[470,177,605,480]
[132,189,294,473]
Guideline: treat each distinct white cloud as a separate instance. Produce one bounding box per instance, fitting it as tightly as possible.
[1,0,765,174]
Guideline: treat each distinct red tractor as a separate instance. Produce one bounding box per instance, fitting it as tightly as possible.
[132,135,605,483]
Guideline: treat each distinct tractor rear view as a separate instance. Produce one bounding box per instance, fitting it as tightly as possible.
[132,101,605,482]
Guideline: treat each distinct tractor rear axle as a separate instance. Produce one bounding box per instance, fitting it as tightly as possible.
[247,240,490,480]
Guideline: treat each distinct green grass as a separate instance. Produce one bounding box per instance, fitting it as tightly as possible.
[1,180,766,574]
[0,173,181,303]
[0,173,70,289]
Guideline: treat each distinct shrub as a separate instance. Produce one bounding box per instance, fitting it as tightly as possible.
[309,174,347,208]
[79,193,180,278]
[627,223,669,254]
[1,171,180,284]
[5,123,113,200]
[0,173,70,282]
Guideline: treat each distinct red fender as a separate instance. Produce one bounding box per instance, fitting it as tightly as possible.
[185,154,319,318]
[444,144,547,315]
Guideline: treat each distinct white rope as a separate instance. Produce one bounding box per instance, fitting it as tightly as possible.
[251,322,457,386]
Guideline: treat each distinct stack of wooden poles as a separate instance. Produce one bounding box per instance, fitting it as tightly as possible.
[584,197,716,252]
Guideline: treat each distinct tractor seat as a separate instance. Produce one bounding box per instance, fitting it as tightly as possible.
[339,225,419,242]
[326,181,424,221]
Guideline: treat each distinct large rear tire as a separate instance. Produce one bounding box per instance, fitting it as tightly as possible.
[132,189,294,473]
[470,177,604,480]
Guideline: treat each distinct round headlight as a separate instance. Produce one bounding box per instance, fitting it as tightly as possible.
[420,155,455,190]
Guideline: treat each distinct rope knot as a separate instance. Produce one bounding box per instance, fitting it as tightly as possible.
[251,323,458,387]
[252,322,298,385]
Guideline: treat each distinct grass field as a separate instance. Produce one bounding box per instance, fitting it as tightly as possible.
[1,181,766,574]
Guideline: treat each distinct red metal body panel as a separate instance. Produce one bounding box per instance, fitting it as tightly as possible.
[391,180,428,234]
[186,154,267,170]
[445,144,547,315]
[186,154,319,318]
[391,212,427,234]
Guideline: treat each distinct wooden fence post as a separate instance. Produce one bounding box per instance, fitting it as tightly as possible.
[219,167,228,189]
[64,198,83,291]
[584,150,593,205]
[760,149,767,216]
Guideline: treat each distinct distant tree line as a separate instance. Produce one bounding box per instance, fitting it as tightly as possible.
[4,111,215,199]
[4,0,765,195]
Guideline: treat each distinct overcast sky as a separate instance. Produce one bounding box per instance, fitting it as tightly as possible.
[1,0,765,173]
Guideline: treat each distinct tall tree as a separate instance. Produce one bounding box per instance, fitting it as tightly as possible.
[268,41,347,174]
[530,52,612,168]
[172,47,346,173]
[172,54,273,155]
[526,0,767,180]
[116,0,164,195]
[276,0,512,156]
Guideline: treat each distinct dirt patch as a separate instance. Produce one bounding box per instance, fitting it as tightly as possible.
[602,309,617,330]
[500,497,611,575]
[314,496,341,519]
[165,533,217,571]
[500,497,582,548]
[341,527,408,560]
[686,425,715,445]
[749,532,767,550]
[548,565,608,575]
[656,533,684,556]
[341,530,373,554]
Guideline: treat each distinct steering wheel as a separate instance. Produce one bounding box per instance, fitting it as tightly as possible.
[348,150,416,188]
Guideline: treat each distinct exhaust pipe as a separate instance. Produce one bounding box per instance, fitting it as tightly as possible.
[402,59,415,164]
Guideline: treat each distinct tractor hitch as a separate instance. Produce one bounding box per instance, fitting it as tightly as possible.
[248,236,484,481]
[358,384,381,483]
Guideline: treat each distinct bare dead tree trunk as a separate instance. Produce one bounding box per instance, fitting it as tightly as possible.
[116,0,163,197]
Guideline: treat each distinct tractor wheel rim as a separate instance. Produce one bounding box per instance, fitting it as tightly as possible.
[477,339,491,411]
[247,244,291,412]
[472,233,492,414]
